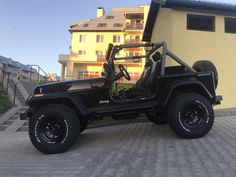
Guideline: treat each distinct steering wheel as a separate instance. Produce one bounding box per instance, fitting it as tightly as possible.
[118,64,131,81]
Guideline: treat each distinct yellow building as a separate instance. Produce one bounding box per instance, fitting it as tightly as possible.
[59,5,149,83]
[142,0,236,108]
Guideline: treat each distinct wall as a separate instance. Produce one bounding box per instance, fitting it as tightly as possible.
[66,30,145,80]
[172,10,236,108]
[71,31,126,61]
[151,8,174,66]
[151,8,236,108]
[151,8,174,50]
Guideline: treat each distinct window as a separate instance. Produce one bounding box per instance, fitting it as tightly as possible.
[130,35,135,40]
[96,35,104,43]
[106,15,114,19]
[113,35,121,43]
[79,35,86,43]
[78,50,86,55]
[83,23,89,27]
[225,17,236,34]
[187,14,215,32]
[97,23,107,27]
[129,51,140,56]
[114,23,123,27]
[78,71,100,79]
[96,50,104,56]
[130,35,140,40]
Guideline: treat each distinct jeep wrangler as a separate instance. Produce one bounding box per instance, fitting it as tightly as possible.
[21,42,222,154]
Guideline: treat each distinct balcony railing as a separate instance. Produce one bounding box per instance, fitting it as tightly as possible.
[58,54,70,62]
[97,55,106,62]
[125,39,142,44]
[125,23,143,30]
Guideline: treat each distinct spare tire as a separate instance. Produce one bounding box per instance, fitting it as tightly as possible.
[192,60,218,89]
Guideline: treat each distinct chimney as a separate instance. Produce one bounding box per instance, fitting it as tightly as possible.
[97,7,105,18]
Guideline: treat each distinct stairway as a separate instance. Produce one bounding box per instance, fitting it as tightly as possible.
[0,80,37,132]
[0,106,28,132]
[8,80,26,106]
[21,80,37,95]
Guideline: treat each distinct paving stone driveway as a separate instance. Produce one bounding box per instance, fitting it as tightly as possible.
[0,116,235,177]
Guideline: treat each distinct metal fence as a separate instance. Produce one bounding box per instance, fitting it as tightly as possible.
[0,65,18,104]
[0,64,53,105]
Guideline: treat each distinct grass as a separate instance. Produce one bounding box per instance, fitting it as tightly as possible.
[113,83,133,92]
[0,90,14,114]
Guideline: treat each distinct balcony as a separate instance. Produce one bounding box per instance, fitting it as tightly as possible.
[58,54,71,64]
[125,23,143,30]
[125,39,142,44]
[97,55,106,62]
[125,59,142,64]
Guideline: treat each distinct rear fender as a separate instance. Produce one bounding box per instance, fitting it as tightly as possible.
[159,80,214,107]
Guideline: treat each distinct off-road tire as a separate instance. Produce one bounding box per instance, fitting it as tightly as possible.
[193,60,218,89]
[168,93,214,138]
[29,104,80,154]
[146,112,167,124]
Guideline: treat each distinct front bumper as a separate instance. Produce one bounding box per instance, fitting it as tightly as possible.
[20,108,34,120]
[20,110,29,120]
[20,95,33,120]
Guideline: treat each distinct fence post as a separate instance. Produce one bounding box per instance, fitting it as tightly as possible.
[29,66,32,82]
[37,66,40,83]
[1,71,5,86]
[13,84,17,105]
[6,73,10,95]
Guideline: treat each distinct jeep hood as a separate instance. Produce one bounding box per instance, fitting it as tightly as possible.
[34,77,106,94]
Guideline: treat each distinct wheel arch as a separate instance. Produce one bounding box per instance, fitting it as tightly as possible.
[29,96,88,118]
[160,80,214,107]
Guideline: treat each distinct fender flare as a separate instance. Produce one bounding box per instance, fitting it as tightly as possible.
[27,93,88,116]
[159,80,214,107]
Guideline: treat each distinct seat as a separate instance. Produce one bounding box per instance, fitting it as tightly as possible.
[124,52,162,99]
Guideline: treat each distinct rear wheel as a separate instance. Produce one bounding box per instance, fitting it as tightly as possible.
[29,104,80,154]
[168,93,214,138]
[146,112,167,124]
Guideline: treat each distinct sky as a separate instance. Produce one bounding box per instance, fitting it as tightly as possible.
[0,0,236,76]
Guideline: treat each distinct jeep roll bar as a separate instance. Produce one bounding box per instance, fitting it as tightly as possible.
[107,41,196,76]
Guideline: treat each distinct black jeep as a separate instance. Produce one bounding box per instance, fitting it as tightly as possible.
[21,42,222,154]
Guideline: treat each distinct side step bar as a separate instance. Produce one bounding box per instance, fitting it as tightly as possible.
[88,101,158,115]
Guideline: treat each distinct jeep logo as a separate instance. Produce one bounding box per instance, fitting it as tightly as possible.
[99,100,110,104]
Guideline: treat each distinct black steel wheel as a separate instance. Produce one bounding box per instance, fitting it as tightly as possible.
[29,104,80,154]
[168,93,214,138]
[39,118,68,144]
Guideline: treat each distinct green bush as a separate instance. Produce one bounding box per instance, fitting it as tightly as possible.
[0,90,14,114]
